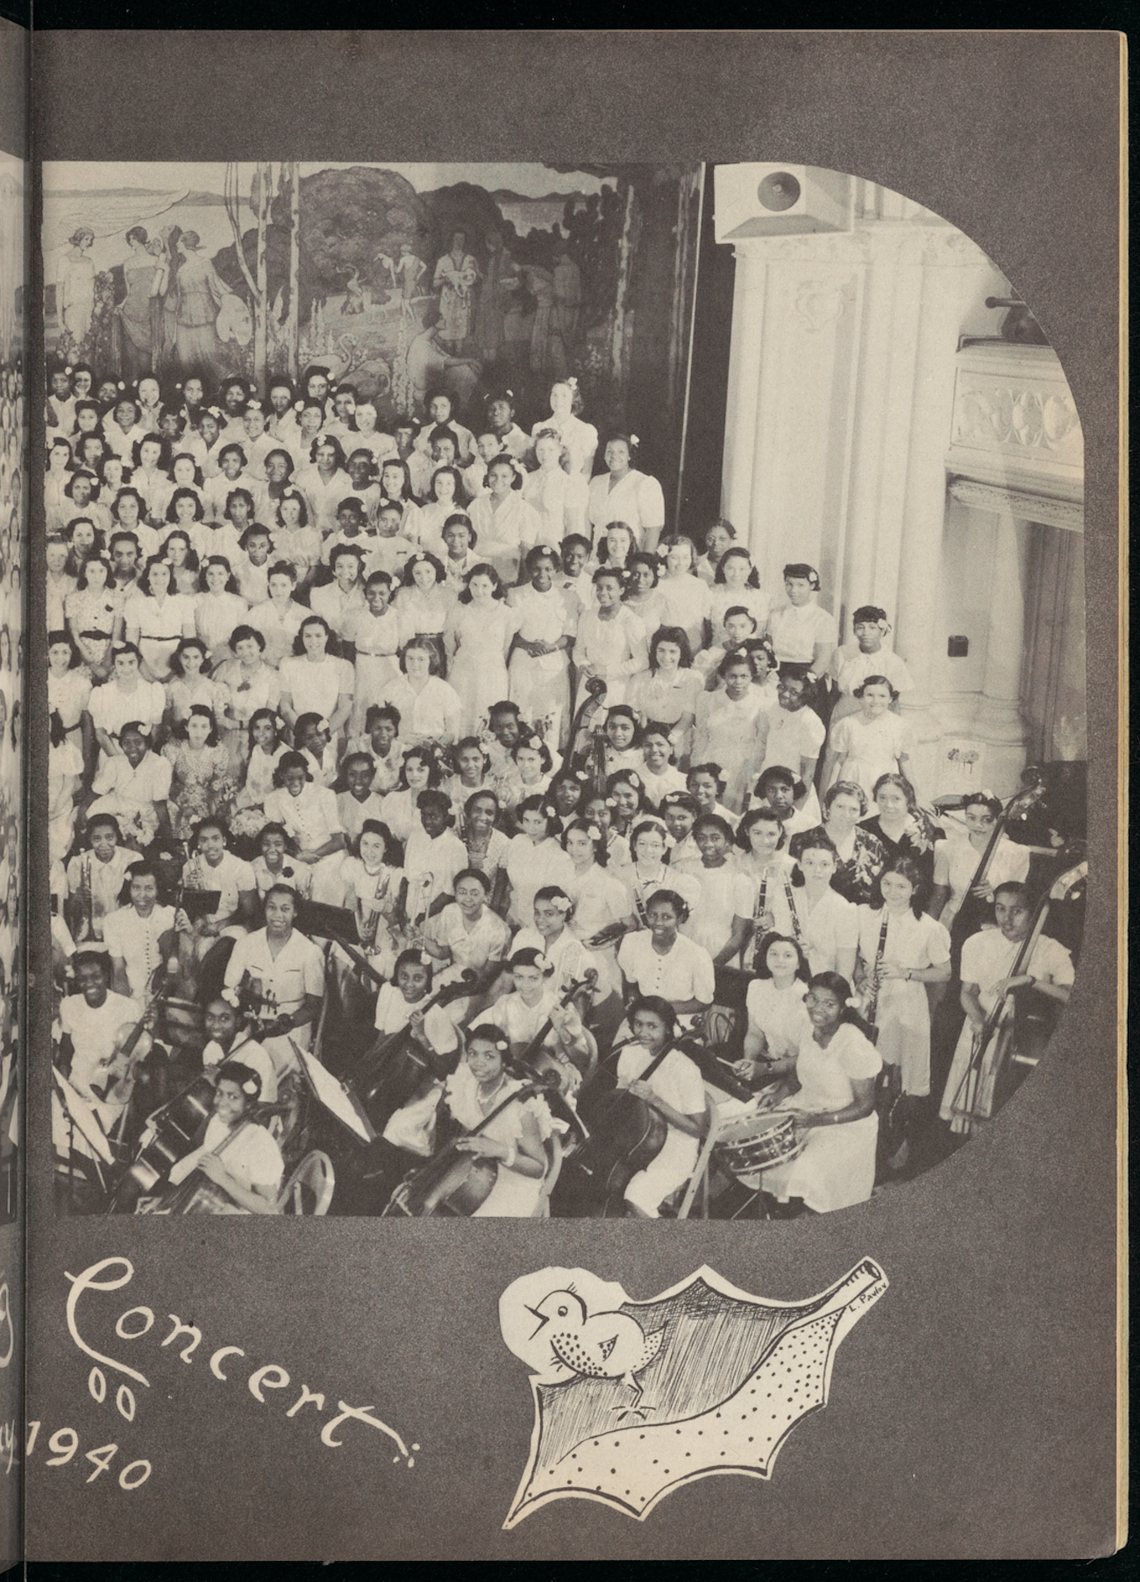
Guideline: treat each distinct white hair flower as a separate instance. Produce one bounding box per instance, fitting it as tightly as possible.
[220,987,240,1008]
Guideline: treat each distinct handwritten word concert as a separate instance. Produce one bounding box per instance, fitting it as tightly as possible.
[45,361,1081,1222]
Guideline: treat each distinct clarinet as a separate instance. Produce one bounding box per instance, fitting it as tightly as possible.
[749,876,770,972]
[862,911,891,1029]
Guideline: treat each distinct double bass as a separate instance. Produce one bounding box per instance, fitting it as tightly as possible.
[946,854,1086,1135]
[935,769,1048,954]
[350,964,479,1131]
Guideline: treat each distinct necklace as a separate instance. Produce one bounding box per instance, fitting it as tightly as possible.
[478,1074,508,1109]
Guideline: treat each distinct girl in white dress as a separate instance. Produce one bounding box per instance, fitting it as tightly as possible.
[503,796,574,927]
[562,819,630,998]
[277,615,355,744]
[193,556,250,669]
[692,650,772,813]
[709,546,771,647]
[468,456,542,587]
[444,563,517,737]
[522,430,588,547]
[260,750,346,903]
[439,1027,555,1218]
[695,518,736,585]
[733,808,796,962]
[381,639,462,749]
[928,791,1031,933]
[656,534,711,654]
[767,832,858,980]
[623,551,669,642]
[395,551,451,678]
[229,708,288,841]
[765,562,839,681]
[508,546,575,749]
[755,973,881,1215]
[729,933,813,1091]
[248,562,307,668]
[123,555,196,685]
[822,675,912,803]
[627,626,704,766]
[854,855,951,1099]
[529,379,598,478]
[344,570,401,736]
[586,433,666,554]
[379,746,441,847]
[166,1061,284,1213]
[616,996,706,1219]
[832,604,914,725]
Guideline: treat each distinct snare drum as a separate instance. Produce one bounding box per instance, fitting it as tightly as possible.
[717,1110,803,1176]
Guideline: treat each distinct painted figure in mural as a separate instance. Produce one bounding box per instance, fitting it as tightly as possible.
[405,312,482,419]
[472,228,520,364]
[552,248,582,374]
[159,230,238,383]
[433,229,480,352]
[391,243,427,318]
[113,226,162,379]
[339,266,367,316]
[57,228,96,349]
[518,262,557,379]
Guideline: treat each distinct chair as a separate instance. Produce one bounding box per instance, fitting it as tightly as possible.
[276,1149,335,1215]
[532,1130,564,1218]
[676,1091,722,1220]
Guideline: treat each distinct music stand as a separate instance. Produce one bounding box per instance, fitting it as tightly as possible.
[297,900,360,942]
[290,1039,376,1145]
[181,888,223,922]
[52,1069,115,1211]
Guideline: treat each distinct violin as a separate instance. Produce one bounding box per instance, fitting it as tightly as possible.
[89,957,176,1120]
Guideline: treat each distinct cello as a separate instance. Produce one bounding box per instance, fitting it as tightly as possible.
[509,970,598,1093]
[352,966,479,1130]
[381,1075,556,1218]
[550,1034,672,1218]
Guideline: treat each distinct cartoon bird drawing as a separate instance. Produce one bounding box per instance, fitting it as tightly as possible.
[526,1287,664,1419]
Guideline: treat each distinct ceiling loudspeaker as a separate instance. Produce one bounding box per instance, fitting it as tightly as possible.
[713,163,852,241]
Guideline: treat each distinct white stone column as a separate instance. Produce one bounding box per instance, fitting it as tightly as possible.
[720,243,767,538]
[971,510,1031,794]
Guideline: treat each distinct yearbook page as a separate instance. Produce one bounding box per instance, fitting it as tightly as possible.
[26,30,1124,1563]
[0,11,26,1573]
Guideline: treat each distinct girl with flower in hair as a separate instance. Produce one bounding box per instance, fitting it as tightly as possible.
[87,719,173,849]
[522,429,589,548]
[164,1060,285,1214]
[485,948,594,1095]
[161,704,234,840]
[529,378,598,478]
[503,795,574,928]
